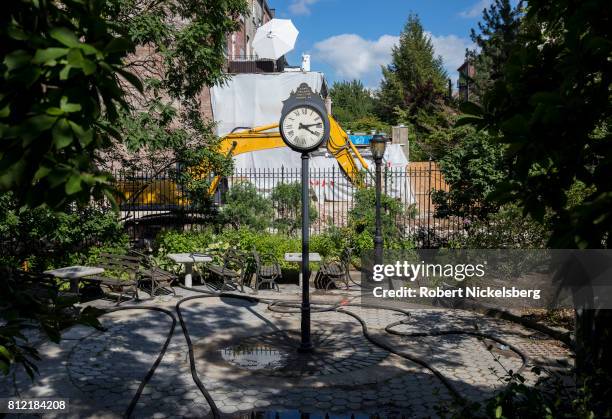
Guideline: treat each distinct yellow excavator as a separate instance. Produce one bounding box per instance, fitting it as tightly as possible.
[118,115,368,207]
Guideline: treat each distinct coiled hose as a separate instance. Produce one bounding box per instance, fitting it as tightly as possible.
[103,285,531,418]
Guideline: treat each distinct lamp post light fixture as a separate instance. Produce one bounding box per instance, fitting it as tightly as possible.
[370,134,388,266]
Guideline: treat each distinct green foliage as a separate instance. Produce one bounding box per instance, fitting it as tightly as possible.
[461,0,612,413]
[341,116,391,135]
[450,204,549,249]
[440,366,604,419]
[376,14,448,126]
[154,229,214,260]
[270,183,318,236]
[432,128,506,220]
[330,80,375,125]
[105,0,247,211]
[471,0,611,249]
[467,0,523,100]
[348,187,409,250]
[0,268,103,379]
[0,192,128,271]
[221,182,274,231]
[0,0,140,210]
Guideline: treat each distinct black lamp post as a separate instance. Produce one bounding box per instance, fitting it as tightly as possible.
[370,134,387,266]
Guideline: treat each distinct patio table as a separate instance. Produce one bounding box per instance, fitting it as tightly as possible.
[284,252,322,287]
[44,266,105,294]
[166,253,212,288]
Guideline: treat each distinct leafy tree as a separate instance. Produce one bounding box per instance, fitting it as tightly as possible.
[329,80,375,125]
[461,0,611,415]
[375,14,456,160]
[271,182,318,236]
[221,182,273,231]
[466,0,524,100]
[348,188,406,251]
[0,0,140,209]
[376,14,448,125]
[103,0,248,209]
[341,116,391,135]
[0,0,139,381]
[432,127,506,220]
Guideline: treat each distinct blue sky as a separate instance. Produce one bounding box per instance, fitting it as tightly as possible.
[269,0,493,89]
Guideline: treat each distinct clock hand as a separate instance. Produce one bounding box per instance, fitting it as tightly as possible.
[299,123,316,135]
[301,123,321,128]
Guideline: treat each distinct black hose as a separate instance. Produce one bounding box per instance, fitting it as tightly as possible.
[140,284,533,416]
[384,323,529,376]
[175,294,221,419]
[100,306,177,419]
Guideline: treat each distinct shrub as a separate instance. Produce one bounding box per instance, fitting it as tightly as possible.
[271,182,318,236]
[348,187,407,249]
[432,128,506,220]
[154,229,214,255]
[220,182,273,230]
[0,192,128,271]
[451,204,549,249]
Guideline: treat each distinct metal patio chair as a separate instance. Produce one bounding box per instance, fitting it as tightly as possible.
[315,247,353,291]
[205,248,248,292]
[251,249,282,292]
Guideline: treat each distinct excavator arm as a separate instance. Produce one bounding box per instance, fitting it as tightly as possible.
[209,115,368,194]
[117,116,368,208]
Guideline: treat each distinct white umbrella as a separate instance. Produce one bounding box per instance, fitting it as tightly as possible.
[252,19,299,60]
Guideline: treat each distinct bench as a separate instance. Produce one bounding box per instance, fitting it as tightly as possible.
[251,250,281,292]
[205,248,248,292]
[131,250,177,296]
[85,253,142,304]
[314,247,353,291]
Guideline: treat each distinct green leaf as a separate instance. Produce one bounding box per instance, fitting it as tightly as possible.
[4,50,31,71]
[59,65,72,80]
[0,104,10,118]
[46,107,64,116]
[495,405,502,418]
[32,47,68,64]
[50,27,80,48]
[116,68,143,93]
[65,175,83,195]
[0,359,9,375]
[69,121,94,147]
[0,345,13,362]
[7,25,29,41]
[34,166,51,180]
[60,96,82,113]
[52,118,73,149]
[67,48,84,66]
[21,114,57,140]
[81,59,96,75]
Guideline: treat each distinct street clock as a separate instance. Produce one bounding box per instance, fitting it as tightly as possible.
[279,83,330,153]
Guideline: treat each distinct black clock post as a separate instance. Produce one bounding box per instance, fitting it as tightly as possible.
[299,152,313,353]
[278,83,330,353]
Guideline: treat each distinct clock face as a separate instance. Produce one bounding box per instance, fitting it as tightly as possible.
[280,105,326,151]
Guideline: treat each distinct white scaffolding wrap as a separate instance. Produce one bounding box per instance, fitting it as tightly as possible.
[231,144,414,204]
[211,72,327,137]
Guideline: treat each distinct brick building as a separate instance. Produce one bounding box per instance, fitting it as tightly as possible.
[201,0,276,120]
[456,59,476,101]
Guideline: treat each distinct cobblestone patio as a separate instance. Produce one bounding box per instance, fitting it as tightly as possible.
[0,285,572,418]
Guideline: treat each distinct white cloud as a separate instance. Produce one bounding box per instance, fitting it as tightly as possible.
[289,0,320,16]
[459,0,492,18]
[312,32,473,87]
[313,34,399,88]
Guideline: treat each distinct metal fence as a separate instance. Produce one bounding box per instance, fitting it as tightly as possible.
[114,164,468,248]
